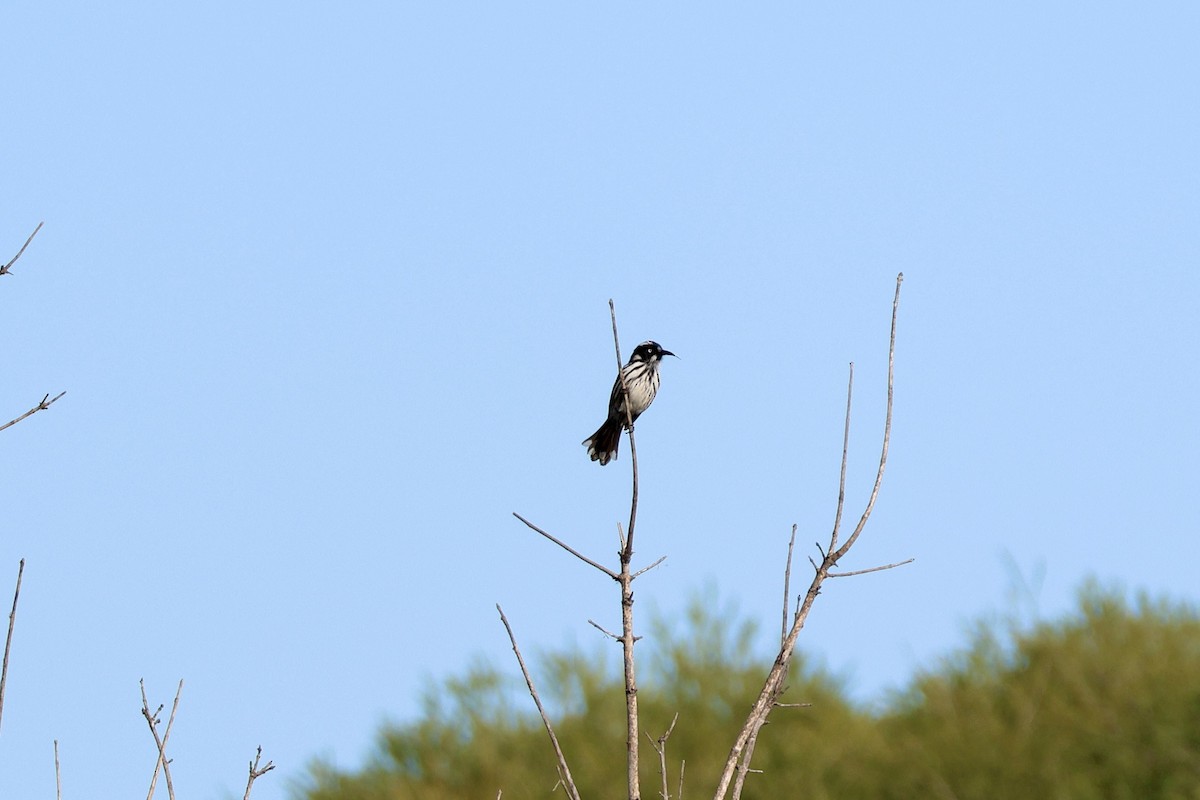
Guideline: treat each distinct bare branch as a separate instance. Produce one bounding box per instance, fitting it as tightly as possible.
[828,363,854,553]
[588,618,621,641]
[780,526,797,646]
[713,273,905,800]
[496,605,583,800]
[631,555,667,580]
[0,558,25,734]
[54,739,62,800]
[831,273,902,562]
[242,746,276,800]
[730,722,764,800]
[608,299,640,560]
[1,222,43,276]
[141,679,183,800]
[0,391,66,434]
[828,558,914,578]
[609,300,643,800]
[512,513,618,580]
[647,713,679,800]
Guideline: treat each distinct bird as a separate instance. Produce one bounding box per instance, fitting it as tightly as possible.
[583,340,675,465]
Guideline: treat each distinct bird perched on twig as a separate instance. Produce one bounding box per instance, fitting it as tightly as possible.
[583,340,676,465]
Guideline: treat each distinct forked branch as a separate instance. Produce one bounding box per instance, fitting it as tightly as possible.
[713,273,907,800]
[243,746,276,800]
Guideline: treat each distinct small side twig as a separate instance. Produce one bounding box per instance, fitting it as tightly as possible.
[588,619,621,641]
[242,746,275,800]
[631,555,668,579]
[496,605,582,800]
[828,558,914,578]
[0,558,25,734]
[1,221,43,276]
[141,679,183,800]
[512,513,619,580]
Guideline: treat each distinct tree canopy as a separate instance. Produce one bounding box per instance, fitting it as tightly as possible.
[300,583,1200,800]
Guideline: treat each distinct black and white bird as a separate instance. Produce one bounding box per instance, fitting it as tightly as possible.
[583,340,675,465]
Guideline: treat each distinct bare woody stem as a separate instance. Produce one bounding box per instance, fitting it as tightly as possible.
[0,559,24,735]
[141,679,183,800]
[0,392,67,434]
[54,739,62,800]
[1,221,43,276]
[609,299,642,800]
[243,746,276,800]
[646,713,679,800]
[496,605,583,800]
[713,273,905,800]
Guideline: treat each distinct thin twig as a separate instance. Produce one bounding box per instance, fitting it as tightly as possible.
[496,605,583,800]
[54,739,62,800]
[828,364,854,553]
[828,558,914,578]
[831,273,903,563]
[0,391,66,434]
[588,618,621,641]
[781,525,797,646]
[512,513,619,580]
[242,746,276,800]
[609,300,640,560]
[631,555,667,580]
[141,679,183,800]
[647,713,679,800]
[0,558,25,734]
[1,222,43,276]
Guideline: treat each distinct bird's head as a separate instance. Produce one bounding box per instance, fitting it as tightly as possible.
[630,340,676,363]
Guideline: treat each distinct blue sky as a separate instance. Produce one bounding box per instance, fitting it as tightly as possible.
[3,2,1198,798]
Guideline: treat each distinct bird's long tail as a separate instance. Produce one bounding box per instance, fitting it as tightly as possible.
[582,418,622,465]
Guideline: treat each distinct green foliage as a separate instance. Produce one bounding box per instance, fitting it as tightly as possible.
[860,581,1200,800]
[299,583,1200,800]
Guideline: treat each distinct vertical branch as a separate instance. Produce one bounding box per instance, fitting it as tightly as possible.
[54,739,62,800]
[780,526,797,646]
[831,274,902,560]
[0,558,25,734]
[828,365,854,553]
[608,299,642,800]
[608,299,640,558]
[647,713,678,800]
[713,273,905,800]
[496,605,583,800]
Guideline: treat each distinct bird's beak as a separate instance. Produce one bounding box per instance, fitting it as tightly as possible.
[662,350,677,358]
